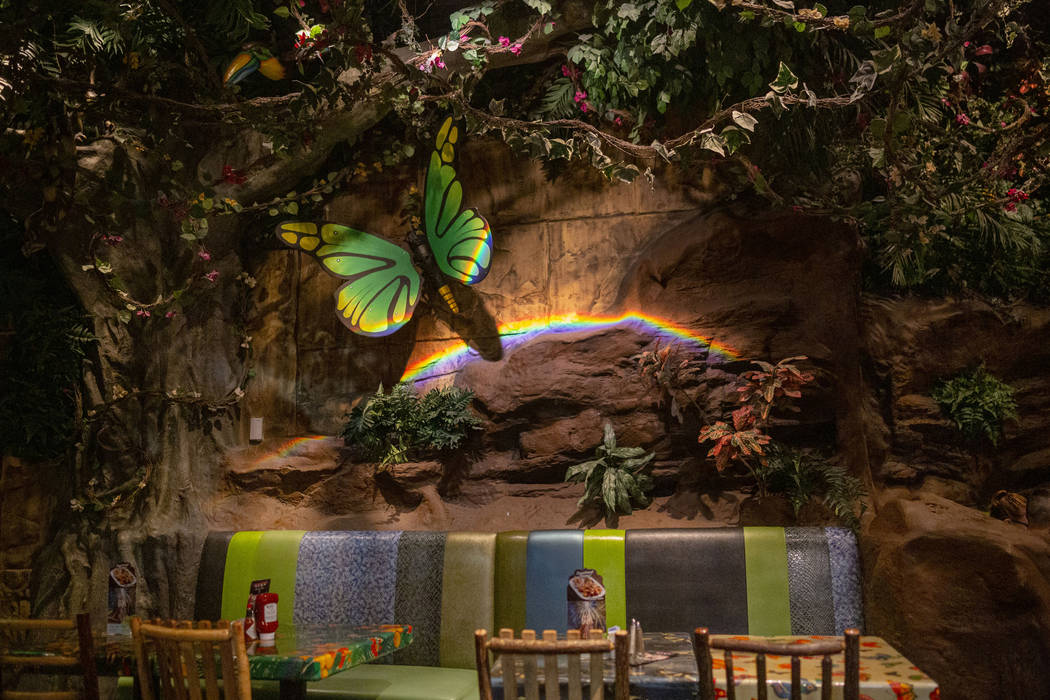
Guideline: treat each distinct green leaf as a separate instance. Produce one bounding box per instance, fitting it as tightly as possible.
[273,6,290,17]
[677,0,694,8]
[768,62,799,93]
[731,110,758,132]
[284,201,299,215]
[793,21,806,32]
[814,3,827,15]
[700,132,726,156]
[874,25,890,39]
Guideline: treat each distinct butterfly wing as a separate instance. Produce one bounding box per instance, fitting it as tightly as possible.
[423,116,493,285]
[276,221,421,337]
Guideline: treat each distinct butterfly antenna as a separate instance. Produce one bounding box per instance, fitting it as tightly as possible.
[437,284,460,314]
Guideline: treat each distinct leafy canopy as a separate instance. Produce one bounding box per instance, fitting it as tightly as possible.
[342,384,483,466]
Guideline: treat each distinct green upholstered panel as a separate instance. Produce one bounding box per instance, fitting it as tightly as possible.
[494,531,528,633]
[582,530,626,630]
[219,530,305,624]
[305,665,479,700]
[742,527,792,635]
[439,532,496,669]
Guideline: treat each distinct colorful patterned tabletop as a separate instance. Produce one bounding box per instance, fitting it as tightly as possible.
[642,633,937,700]
[496,632,938,700]
[5,623,413,684]
[243,623,413,681]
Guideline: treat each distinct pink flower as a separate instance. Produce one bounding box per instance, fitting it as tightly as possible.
[941,98,951,106]
[204,270,220,282]
[436,57,446,69]
[573,90,587,103]
[498,36,510,47]
[963,41,970,47]
[135,309,151,318]
[580,102,589,113]
[614,116,622,126]
[510,44,522,56]
[460,34,469,42]
[955,113,970,125]
[103,234,123,245]
[1004,202,1016,212]
[1001,121,1007,127]
[198,249,211,261]
[165,310,176,319]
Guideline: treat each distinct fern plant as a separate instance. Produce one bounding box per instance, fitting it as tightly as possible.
[342,384,483,466]
[566,422,655,526]
[764,446,867,531]
[931,366,1018,445]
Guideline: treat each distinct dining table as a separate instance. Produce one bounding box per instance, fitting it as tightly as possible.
[493,631,939,700]
[6,622,413,700]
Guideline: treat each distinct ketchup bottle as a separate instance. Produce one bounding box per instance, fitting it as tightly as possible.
[254,592,279,644]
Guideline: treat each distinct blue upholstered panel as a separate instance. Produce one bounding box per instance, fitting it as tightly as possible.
[525,530,584,632]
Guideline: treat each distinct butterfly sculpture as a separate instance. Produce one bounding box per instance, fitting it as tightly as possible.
[276,117,493,337]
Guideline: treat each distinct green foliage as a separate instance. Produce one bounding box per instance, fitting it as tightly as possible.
[566,422,655,525]
[931,365,1018,445]
[342,384,483,466]
[762,446,867,531]
[698,356,813,480]
[0,217,95,460]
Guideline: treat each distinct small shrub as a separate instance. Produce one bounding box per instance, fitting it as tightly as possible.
[342,384,483,466]
[763,446,867,531]
[566,422,655,526]
[931,365,1017,445]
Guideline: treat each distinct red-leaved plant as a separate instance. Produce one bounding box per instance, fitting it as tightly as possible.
[698,356,814,493]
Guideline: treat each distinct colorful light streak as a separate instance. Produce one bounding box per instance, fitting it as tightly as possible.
[400,311,741,386]
[252,435,329,468]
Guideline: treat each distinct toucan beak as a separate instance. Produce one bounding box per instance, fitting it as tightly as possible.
[257,57,287,81]
[223,52,259,86]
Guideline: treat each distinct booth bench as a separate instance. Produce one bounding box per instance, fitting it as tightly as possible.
[194,528,863,700]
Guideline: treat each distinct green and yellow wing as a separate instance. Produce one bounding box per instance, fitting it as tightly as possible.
[423,117,493,285]
[276,221,420,337]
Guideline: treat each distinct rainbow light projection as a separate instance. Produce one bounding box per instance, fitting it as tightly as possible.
[252,435,329,469]
[400,311,741,386]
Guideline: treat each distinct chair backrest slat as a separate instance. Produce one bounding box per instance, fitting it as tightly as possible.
[722,650,735,700]
[130,618,249,700]
[0,614,99,700]
[693,628,860,700]
[197,621,219,700]
[586,631,603,700]
[475,629,628,700]
[520,630,540,700]
[565,631,582,700]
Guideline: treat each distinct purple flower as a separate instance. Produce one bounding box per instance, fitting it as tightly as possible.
[955,113,970,125]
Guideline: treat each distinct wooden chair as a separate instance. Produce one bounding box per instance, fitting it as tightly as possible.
[474,628,628,700]
[692,627,860,700]
[130,618,250,700]
[0,613,100,700]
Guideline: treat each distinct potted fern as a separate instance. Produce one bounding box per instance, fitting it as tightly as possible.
[566,422,656,527]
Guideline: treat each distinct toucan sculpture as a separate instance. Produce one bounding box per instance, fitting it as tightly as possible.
[222,46,286,86]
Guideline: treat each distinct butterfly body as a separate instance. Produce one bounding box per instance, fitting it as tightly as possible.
[278,117,492,336]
